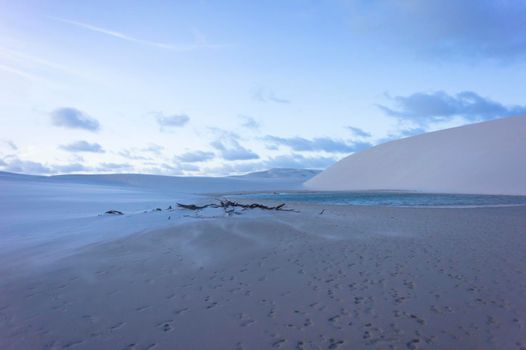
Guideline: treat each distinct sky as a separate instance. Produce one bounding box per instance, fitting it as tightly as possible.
[1,0,525,176]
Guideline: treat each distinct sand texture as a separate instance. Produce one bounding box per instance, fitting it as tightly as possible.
[1,203,526,349]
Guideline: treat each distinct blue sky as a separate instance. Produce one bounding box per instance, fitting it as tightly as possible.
[1,0,525,175]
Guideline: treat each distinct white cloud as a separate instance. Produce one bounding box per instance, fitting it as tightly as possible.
[239,115,260,130]
[264,135,371,153]
[252,86,290,104]
[211,138,259,161]
[60,140,105,153]
[51,107,100,132]
[378,91,526,126]
[176,151,215,163]
[156,113,190,130]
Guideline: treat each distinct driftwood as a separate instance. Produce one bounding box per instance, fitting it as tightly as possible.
[102,200,295,218]
[176,203,216,210]
[176,200,295,212]
[105,210,124,215]
[218,200,289,211]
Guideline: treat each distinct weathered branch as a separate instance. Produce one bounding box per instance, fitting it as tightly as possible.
[176,203,214,210]
[176,200,296,212]
[105,210,124,215]
[103,199,297,218]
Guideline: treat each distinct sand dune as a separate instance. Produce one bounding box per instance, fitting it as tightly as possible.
[0,168,315,272]
[2,167,526,349]
[305,116,526,195]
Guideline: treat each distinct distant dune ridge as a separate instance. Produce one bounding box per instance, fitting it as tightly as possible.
[0,167,319,194]
[305,116,526,195]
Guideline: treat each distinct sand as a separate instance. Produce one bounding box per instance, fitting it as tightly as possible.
[1,202,526,350]
[306,116,526,195]
[0,170,314,274]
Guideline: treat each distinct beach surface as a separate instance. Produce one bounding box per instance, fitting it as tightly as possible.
[2,201,526,349]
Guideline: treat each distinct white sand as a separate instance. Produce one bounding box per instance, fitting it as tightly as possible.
[0,169,312,272]
[305,116,526,195]
[1,202,526,349]
[1,172,526,349]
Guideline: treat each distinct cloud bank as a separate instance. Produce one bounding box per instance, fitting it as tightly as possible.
[345,0,526,60]
[264,135,371,153]
[378,91,526,126]
[1,158,51,174]
[211,138,259,161]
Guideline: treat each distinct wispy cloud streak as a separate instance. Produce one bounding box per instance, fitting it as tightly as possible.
[51,17,229,52]
[0,46,96,81]
[0,63,40,81]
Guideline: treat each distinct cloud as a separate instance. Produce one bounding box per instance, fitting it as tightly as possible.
[264,154,338,170]
[397,127,427,138]
[0,139,17,152]
[378,91,526,126]
[0,153,95,175]
[0,46,95,81]
[143,144,163,154]
[204,154,338,176]
[252,87,290,104]
[6,140,17,150]
[60,140,104,153]
[118,144,164,160]
[0,63,41,81]
[0,156,94,175]
[118,150,151,161]
[148,163,180,175]
[207,128,240,139]
[51,107,100,132]
[264,135,371,153]
[53,163,90,173]
[0,158,51,175]
[96,162,134,172]
[378,127,428,145]
[347,126,371,138]
[177,163,200,172]
[158,162,201,175]
[239,115,260,130]
[51,17,229,52]
[344,0,526,60]
[176,151,215,163]
[156,113,190,130]
[211,138,259,161]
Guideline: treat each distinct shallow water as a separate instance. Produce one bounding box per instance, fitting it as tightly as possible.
[233,191,526,207]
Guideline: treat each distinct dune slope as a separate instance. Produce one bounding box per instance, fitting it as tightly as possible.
[305,116,526,195]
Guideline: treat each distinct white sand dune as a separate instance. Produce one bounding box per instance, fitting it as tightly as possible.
[0,168,315,271]
[305,116,526,195]
[1,167,526,349]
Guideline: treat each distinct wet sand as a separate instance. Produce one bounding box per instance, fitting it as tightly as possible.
[1,204,526,349]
